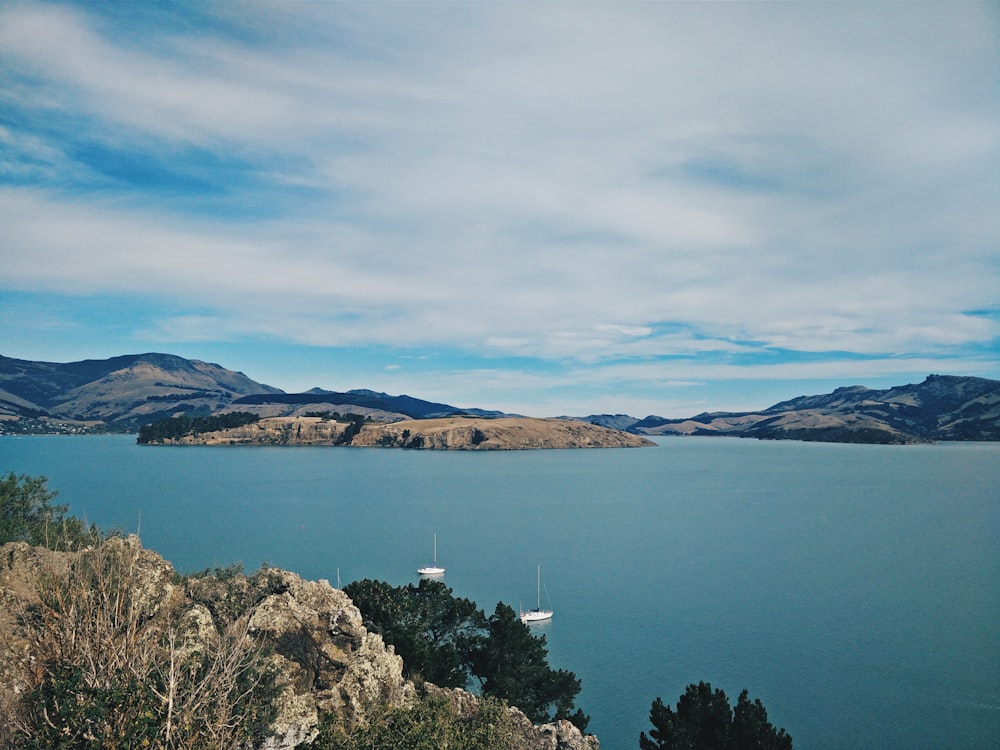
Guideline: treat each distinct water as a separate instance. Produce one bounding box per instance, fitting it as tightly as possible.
[1,435,997,749]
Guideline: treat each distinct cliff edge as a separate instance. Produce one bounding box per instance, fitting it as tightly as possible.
[0,537,598,749]
[148,415,655,450]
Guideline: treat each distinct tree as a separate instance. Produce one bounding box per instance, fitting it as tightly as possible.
[469,603,587,729]
[343,578,484,688]
[345,581,589,730]
[334,413,367,445]
[137,412,260,443]
[0,473,99,550]
[733,690,793,750]
[640,682,792,750]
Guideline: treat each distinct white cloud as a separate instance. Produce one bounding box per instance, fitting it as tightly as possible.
[0,1,997,411]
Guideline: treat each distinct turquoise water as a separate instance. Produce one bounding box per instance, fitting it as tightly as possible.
[1,435,997,749]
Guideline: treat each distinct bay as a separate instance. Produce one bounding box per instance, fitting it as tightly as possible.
[1,435,997,749]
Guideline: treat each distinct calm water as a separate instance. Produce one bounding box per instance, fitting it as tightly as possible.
[1,435,997,749]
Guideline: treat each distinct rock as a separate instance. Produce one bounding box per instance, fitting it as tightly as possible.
[426,685,600,750]
[0,538,598,749]
[353,416,655,450]
[151,415,655,450]
[246,573,415,746]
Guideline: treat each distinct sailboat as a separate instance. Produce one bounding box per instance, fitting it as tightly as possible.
[417,533,445,576]
[519,564,553,623]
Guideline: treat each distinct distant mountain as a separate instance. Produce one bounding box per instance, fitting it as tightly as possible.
[3,353,996,443]
[576,414,642,432]
[0,353,282,432]
[230,389,469,420]
[629,375,1000,444]
[0,353,507,434]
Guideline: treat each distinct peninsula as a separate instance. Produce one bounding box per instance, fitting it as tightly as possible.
[138,414,656,450]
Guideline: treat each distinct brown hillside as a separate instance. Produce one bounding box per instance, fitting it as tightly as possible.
[154,416,655,450]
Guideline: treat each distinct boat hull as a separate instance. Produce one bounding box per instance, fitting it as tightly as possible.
[519,609,553,623]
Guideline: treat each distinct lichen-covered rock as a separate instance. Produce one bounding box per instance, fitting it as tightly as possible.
[521,718,601,750]
[247,571,415,747]
[0,538,598,750]
[427,686,600,750]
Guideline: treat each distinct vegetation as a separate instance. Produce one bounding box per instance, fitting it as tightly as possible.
[305,691,514,750]
[137,412,261,443]
[640,682,793,750]
[473,602,588,729]
[344,577,482,687]
[1,540,281,750]
[0,476,798,748]
[333,413,367,445]
[0,472,101,550]
[345,578,589,730]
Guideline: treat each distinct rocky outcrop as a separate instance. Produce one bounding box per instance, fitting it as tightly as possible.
[426,686,599,750]
[0,538,599,749]
[352,416,655,449]
[161,416,354,445]
[151,415,655,449]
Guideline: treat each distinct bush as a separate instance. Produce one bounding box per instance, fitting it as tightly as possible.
[137,412,260,443]
[1,540,281,749]
[0,473,100,550]
[345,578,589,730]
[640,682,792,750]
[304,691,514,750]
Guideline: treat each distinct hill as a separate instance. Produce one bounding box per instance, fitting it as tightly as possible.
[143,414,655,450]
[0,353,283,432]
[630,375,1000,444]
[2,353,996,444]
[0,354,486,434]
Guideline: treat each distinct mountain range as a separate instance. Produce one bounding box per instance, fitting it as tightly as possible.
[585,374,1000,444]
[1,352,997,444]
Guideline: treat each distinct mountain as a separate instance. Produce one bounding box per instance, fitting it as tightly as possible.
[3,353,997,444]
[576,414,642,432]
[0,353,519,435]
[0,353,282,432]
[630,375,1000,444]
[229,389,473,420]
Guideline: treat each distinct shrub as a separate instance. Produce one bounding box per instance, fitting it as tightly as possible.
[0,473,101,551]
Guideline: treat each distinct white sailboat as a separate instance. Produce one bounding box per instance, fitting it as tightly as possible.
[417,534,445,576]
[519,564,553,623]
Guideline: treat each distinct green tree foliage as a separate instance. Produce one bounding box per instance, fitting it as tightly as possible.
[640,682,792,750]
[333,414,367,446]
[470,603,586,729]
[137,412,260,443]
[344,579,589,730]
[731,689,794,750]
[0,473,100,550]
[305,691,514,750]
[344,578,483,687]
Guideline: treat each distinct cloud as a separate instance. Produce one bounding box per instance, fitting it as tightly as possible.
[0,1,997,413]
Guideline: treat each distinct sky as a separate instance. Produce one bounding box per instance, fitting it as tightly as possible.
[1,1,998,418]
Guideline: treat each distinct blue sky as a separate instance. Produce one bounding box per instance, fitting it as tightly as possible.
[1,1,998,417]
